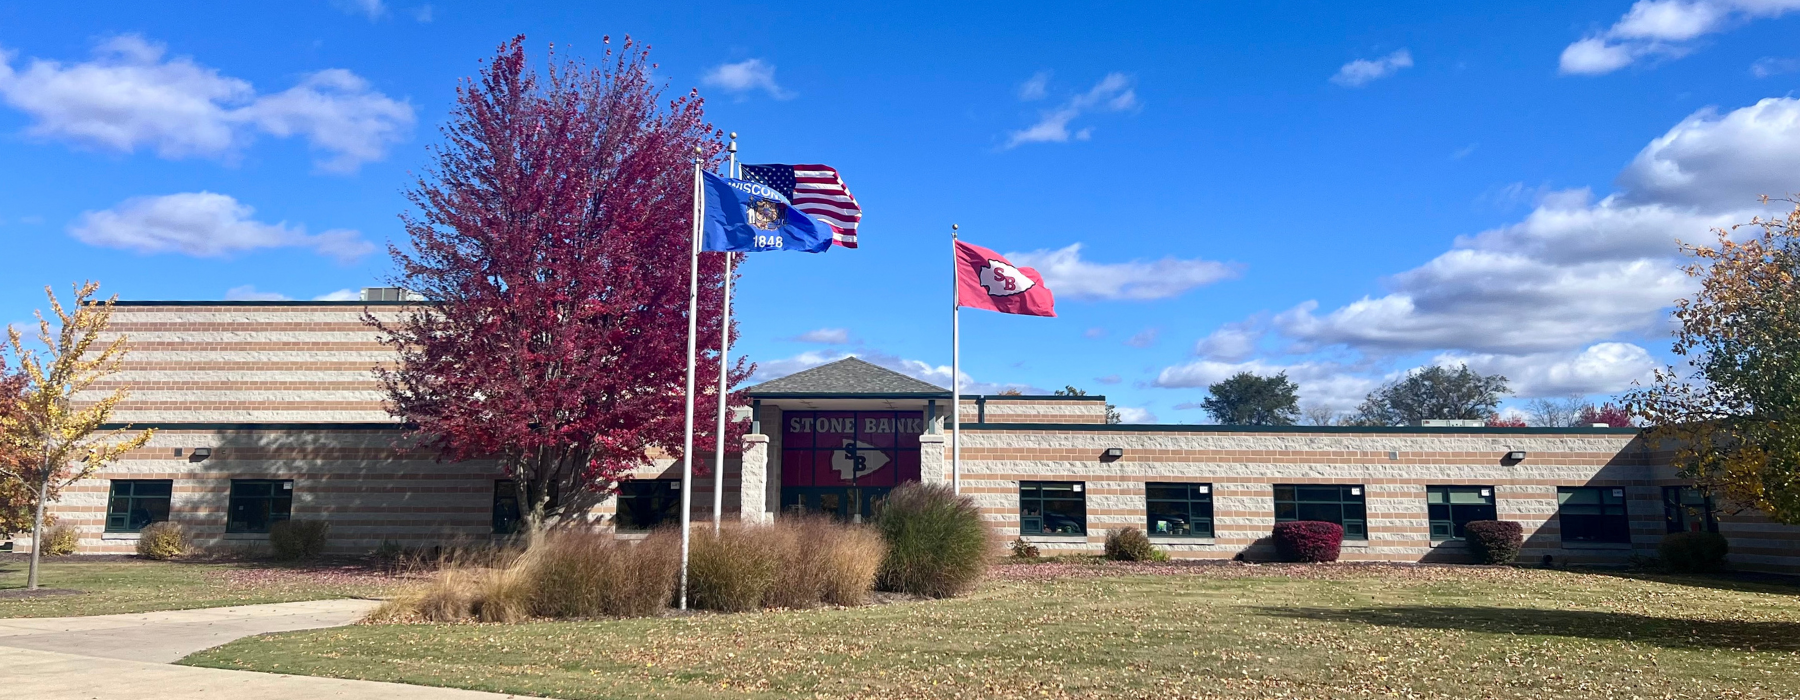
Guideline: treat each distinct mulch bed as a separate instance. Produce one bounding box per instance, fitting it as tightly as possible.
[0,588,82,599]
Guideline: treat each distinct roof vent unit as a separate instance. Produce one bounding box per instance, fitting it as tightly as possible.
[1419,419,1486,428]
[360,287,417,302]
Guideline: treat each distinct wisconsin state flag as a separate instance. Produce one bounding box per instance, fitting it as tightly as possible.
[956,240,1056,317]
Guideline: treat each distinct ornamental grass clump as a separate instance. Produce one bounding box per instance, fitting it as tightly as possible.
[529,528,680,618]
[1271,521,1342,563]
[1660,531,1730,573]
[874,482,992,597]
[688,524,785,612]
[1464,520,1523,565]
[135,521,190,560]
[1104,527,1160,561]
[767,518,886,608]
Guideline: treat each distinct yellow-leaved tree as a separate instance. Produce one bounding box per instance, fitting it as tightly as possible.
[1629,199,1800,524]
[0,282,154,589]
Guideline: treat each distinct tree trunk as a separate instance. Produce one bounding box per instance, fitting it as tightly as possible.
[26,474,47,590]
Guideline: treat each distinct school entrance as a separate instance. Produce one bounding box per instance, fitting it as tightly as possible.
[778,409,926,523]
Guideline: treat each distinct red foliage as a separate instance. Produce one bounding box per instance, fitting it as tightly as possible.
[1578,402,1634,427]
[0,355,32,535]
[371,36,749,525]
[1485,415,1528,427]
[1271,521,1343,562]
[1463,519,1523,564]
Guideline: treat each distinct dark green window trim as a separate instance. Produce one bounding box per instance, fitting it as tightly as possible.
[1426,485,1497,541]
[227,479,293,534]
[1020,481,1087,535]
[1557,486,1630,543]
[1273,484,1367,539]
[105,480,173,533]
[1146,482,1213,537]
[1662,486,1717,534]
[615,479,683,531]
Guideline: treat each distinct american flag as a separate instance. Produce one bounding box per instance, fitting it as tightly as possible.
[740,163,863,248]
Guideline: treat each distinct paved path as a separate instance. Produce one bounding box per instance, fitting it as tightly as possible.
[0,599,526,698]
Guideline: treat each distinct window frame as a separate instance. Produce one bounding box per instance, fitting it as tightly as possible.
[1019,481,1088,536]
[226,479,293,534]
[105,479,173,533]
[1556,486,1631,544]
[1272,484,1367,539]
[614,479,684,531]
[1426,485,1498,542]
[1662,486,1718,534]
[1145,482,1214,538]
[492,480,522,535]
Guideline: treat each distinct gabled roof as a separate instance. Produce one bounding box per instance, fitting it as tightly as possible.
[746,357,948,397]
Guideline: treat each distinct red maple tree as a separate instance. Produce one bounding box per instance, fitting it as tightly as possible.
[1578,403,1633,428]
[371,36,748,528]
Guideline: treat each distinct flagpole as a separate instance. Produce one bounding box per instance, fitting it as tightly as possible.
[951,223,961,495]
[713,133,737,534]
[679,146,702,611]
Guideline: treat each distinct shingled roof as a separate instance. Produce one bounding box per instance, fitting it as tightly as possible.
[746,357,948,396]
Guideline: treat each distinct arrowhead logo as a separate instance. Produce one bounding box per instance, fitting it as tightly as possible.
[977,259,1036,297]
[831,439,890,480]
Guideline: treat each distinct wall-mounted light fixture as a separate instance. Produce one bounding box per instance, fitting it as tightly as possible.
[1504,450,1527,462]
[1101,447,1124,462]
[190,447,213,462]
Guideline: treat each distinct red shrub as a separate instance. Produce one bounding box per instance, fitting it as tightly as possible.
[1272,521,1343,562]
[1464,520,1523,565]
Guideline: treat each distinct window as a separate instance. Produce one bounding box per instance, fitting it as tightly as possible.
[1557,487,1630,543]
[227,479,292,533]
[1426,486,1497,541]
[106,480,172,533]
[1273,484,1366,539]
[1146,483,1213,537]
[615,479,683,530]
[493,480,522,535]
[1020,481,1087,535]
[1663,486,1717,533]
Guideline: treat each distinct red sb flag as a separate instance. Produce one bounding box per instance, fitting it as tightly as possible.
[956,240,1056,317]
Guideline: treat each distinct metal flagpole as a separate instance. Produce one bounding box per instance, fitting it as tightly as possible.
[679,146,703,611]
[713,133,737,534]
[951,223,961,495]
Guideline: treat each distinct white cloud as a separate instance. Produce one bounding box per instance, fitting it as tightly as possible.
[333,0,386,19]
[702,59,791,100]
[792,327,850,344]
[1435,343,1657,398]
[1560,1,1800,75]
[1006,243,1237,301]
[0,35,412,172]
[1330,49,1413,87]
[1124,328,1159,348]
[1114,406,1157,424]
[314,289,359,301]
[749,349,1041,394]
[1154,358,1380,413]
[1004,72,1138,148]
[1017,70,1050,100]
[69,192,375,263]
[1752,56,1800,77]
[1194,322,1262,362]
[224,285,290,301]
[1616,98,1800,209]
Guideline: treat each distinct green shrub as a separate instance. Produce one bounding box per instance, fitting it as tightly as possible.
[136,521,190,560]
[873,482,992,597]
[41,524,78,555]
[529,528,680,618]
[688,524,784,612]
[1660,531,1730,573]
[1464,520,1523,565]
[269,520,329,560]
[1010,538,1040,559]
[1104,527,1159,561]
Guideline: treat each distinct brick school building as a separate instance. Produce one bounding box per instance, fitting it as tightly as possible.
[26,294,1800,575]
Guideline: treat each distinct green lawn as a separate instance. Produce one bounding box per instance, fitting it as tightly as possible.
[0,556,403,618]
[183,563,1800,699]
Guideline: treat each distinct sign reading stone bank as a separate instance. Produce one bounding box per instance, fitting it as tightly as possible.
[781,411,924,487]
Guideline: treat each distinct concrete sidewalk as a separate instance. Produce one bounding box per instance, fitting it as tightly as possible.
[0,599,526,698]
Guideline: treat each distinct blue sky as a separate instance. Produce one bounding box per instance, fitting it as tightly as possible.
[3,1,1800,423]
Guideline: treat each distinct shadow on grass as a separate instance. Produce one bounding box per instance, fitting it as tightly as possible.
[1259,605,1800,651]
[1578,568,1800,597]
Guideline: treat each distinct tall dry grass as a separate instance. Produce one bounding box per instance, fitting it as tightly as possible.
[373,518,884,622]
